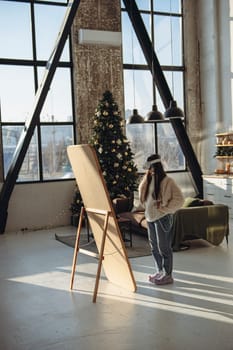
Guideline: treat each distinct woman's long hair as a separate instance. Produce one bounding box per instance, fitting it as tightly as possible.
[144,154,166,201]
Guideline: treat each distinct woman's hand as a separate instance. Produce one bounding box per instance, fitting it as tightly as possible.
[147,169,154,175]
[153,199,161,209]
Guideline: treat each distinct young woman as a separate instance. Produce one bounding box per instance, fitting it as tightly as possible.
[139,154,184,285]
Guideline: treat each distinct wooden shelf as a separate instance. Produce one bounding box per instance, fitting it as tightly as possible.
[216,132,233,136]
[214,170,229,174]
[215,133,233,174]
[216,132,233,147]
[215,156,233,159]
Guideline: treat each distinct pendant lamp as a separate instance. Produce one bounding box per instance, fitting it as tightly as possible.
[164,100,184,118]
[145,104,163,121]
[127,108,144,124]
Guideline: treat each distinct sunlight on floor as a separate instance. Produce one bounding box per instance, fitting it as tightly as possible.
[7,265,233,325]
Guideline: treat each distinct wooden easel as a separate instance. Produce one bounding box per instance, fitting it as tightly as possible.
[70,206,110,303]
[67,144,136,303]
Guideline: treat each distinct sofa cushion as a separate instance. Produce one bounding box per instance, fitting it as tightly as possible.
[202,199,214,206]
[183,197,203,207]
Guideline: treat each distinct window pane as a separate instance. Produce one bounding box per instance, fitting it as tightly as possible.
[0,66,35,122]
[2,126,22,177]
[154,15,182,66]
[121,12,148,65]
[126,124,155,172]
[124,69,153,120]
[18,132,39,182]
[38,68,73,122]
[2,126,39,181]
[41,125,74,180]
[34,4,69,61]
[153,0,182,14]
[121,1,151,11]
[164,71,184,110]
[136,0,150,11]
[0,2,32,59]
[157,123,185,171]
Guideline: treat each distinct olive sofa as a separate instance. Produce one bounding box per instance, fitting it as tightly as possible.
[113,197,229,251]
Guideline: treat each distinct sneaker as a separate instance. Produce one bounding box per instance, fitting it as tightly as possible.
[148,271,163,283]
[154,274,174,285]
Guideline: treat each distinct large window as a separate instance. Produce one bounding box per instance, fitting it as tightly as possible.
[0,0,75,182]
[121,0,185,172]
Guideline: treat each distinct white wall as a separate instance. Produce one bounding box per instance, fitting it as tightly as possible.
[2,180,75,233]
[198,0,232,174]
[2,171,196,233]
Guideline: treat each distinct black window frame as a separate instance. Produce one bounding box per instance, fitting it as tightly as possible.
[0,0,76,184]
[121,0,186,174]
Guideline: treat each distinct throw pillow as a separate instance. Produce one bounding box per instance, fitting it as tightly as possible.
[201,199,214,206]
[112,197,131,214]
[182,197,202,207]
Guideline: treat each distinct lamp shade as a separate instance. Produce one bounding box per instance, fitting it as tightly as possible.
[145,104,163,121]
[127,109,144,124]
[164,100,184,118]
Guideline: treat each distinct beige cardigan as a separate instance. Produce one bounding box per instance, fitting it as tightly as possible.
[138,174,184,222]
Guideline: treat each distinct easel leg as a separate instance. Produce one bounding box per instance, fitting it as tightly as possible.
[92,212,109,303]
[70,207,85,290]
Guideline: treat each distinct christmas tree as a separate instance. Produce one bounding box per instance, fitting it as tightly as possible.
[90,90,138,199]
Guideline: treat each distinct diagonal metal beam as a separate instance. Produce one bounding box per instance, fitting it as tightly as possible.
[0,0,81,234]
[123,0,203,197]
[170,117,203,197]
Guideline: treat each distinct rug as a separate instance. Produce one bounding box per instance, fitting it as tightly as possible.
[55,232,151,258]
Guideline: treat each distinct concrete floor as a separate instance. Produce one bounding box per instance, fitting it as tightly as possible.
[0,224,233,350]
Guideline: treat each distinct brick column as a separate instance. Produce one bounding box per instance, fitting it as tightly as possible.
[71,0,124,144]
